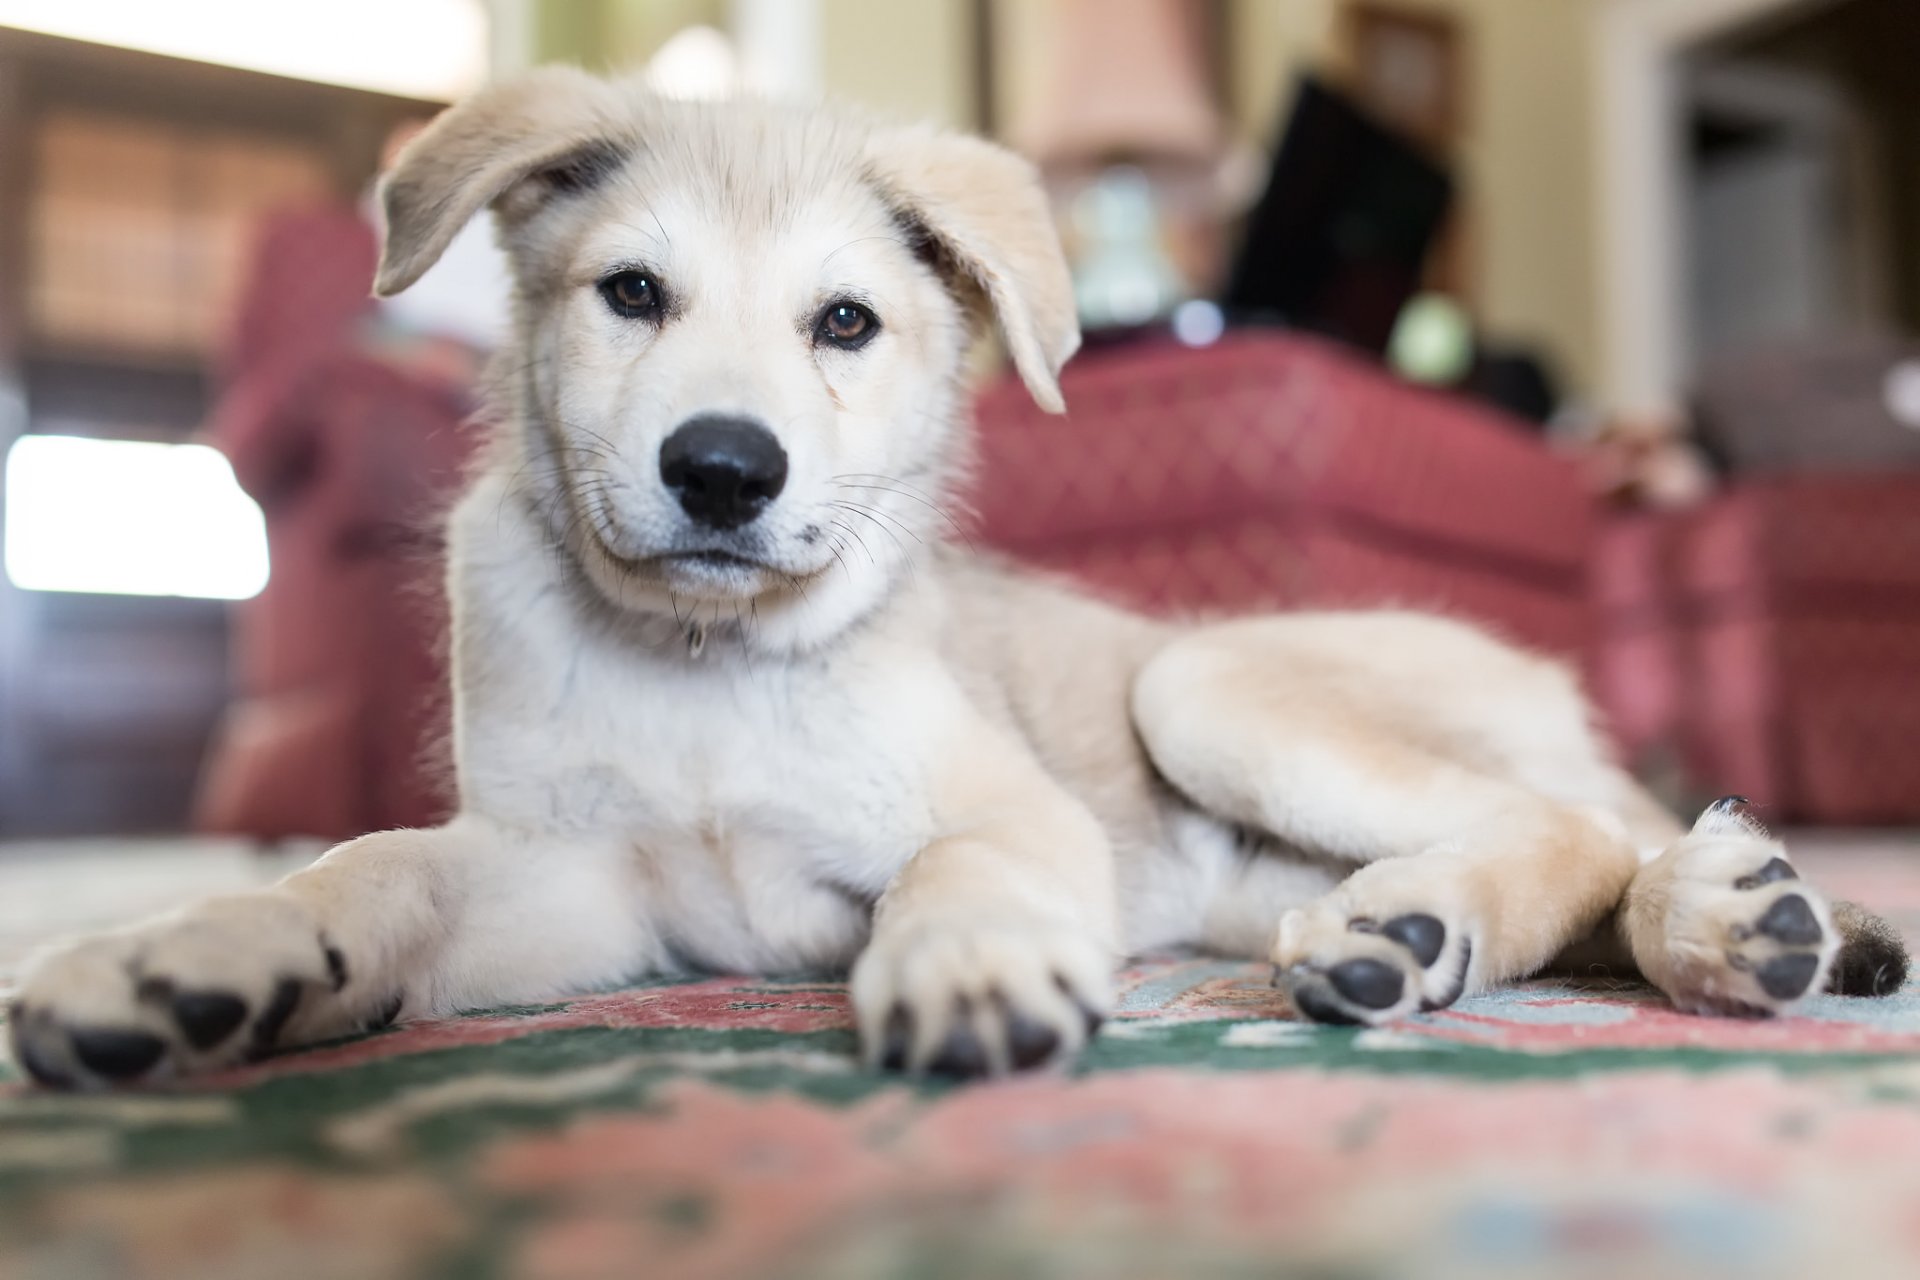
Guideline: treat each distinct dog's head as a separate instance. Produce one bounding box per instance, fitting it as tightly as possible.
[376,68,1077,649]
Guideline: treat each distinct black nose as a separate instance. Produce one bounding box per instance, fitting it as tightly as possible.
[658,416,788,530]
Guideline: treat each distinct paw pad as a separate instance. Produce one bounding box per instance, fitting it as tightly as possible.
[1291,985,1362,1026]
[1733,858,1796,891]
[1754,893,1823,946]
[1379,913,1446,967]
[926,1025,990,1078]
[1327,958,1404,1010]
[1757,952,1820,1000]
[1284,910,1467,1026]
[169,991,249,1051]
[878,1003,913,1072]
[249,978,304,1055]
[997,995,1062,1070]
[68,1027,166,1080]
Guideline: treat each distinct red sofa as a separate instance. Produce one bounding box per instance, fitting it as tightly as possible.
[1597,477,1920,823]
[194,209,473,840]
[972,333,1594,659]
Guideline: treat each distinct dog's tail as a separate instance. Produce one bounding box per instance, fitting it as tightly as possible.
[1827,900,1910,997]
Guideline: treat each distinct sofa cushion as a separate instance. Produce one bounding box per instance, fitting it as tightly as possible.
[1680,475,1920,612]
[972,332,1592,654]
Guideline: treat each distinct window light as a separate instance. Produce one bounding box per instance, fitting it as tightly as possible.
[4,435,269,600]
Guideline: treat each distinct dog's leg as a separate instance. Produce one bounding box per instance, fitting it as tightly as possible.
[9,819,659,1088]
[851,727,1118,1078]
[1134,620,1644,1025]
[1265,776,1641,1025]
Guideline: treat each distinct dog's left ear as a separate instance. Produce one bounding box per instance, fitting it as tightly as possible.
[868,128,1080,413]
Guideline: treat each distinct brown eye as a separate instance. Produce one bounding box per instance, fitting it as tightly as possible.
[598,270,663,320]
[816,301,879,349]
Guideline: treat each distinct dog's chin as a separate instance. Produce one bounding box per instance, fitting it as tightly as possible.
[649,549,778,596]
[582,534,811,605]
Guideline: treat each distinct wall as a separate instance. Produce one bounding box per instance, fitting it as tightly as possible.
[821,0,976,126]
[506,0,1617,404]
[1222,0,1602,401]
[514,0,976,126]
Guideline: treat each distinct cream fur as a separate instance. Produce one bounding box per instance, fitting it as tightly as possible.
[9,73,1862,1086]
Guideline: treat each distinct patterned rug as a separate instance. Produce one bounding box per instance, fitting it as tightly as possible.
[6,835,1920,1280]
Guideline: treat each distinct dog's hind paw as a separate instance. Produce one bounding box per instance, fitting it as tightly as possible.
[1272,864,1477,1027]
[1624,798,1840,1018]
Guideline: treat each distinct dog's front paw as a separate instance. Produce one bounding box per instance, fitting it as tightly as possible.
[850,914,1112,1078]
[1626,799,1839,1018]
[8,893,367,1089]
[1273,863,1476,1027]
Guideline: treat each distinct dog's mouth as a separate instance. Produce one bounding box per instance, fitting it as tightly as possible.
[573,500,837,601]
[589,532,817,596]
[657,549,763,572]
[610,544,773,586]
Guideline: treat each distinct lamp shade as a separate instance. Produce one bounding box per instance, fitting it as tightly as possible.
[1009,0,1222,166]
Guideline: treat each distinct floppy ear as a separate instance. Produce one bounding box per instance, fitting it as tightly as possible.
[374,66,625,297]
[866,128,1080,413]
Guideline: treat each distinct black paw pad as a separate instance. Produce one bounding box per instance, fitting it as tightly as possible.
[926,1018,990,1079]
[1327,958,1404,1010]
[250,978,303,1054]
[878,1002,913,1073]
[368,991,406,1032]
[171,991,249,1051]
[1757,952,1820,1000]
[1755,894,1823,946]
[323,945,350,993]
[69,1027,166,1079]
[1421,938,1474,1012]
[1734,858,1797,891]
[1292,984,1362,1026]
[10,1016,76,1089]
[1000,1008,1061,1070]
[1381,914,1447,968]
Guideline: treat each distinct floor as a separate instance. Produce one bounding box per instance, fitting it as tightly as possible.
[5,833,1920,1280]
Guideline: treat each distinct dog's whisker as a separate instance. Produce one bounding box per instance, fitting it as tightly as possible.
[832,481,972,548]
[837,504,916,583]
[827,517,878,566]
[831,499,925,545]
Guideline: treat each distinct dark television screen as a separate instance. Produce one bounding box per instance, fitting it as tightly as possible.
[1223,75,1454,356]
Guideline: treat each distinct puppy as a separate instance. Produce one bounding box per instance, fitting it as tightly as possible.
[10,69,1904,1088]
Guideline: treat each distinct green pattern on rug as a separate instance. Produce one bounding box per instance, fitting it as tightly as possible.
[6,840,1920,1279]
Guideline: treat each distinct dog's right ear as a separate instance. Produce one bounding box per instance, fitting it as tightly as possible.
[374,67,623,296]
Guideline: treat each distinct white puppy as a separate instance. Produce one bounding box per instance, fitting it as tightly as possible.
[10,70,1904,1088]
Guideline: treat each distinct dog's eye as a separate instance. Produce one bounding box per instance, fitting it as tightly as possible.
[599,271,663,321]
[815,301,879,350]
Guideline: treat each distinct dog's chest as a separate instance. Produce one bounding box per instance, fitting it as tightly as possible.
[554,647,943,968]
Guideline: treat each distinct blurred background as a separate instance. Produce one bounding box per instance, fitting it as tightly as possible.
[0,0,1916,843]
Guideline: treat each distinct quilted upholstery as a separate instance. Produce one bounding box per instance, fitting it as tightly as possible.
[1667,476,1920,823]
[973,333,1593,657]
[195,208,473,840]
